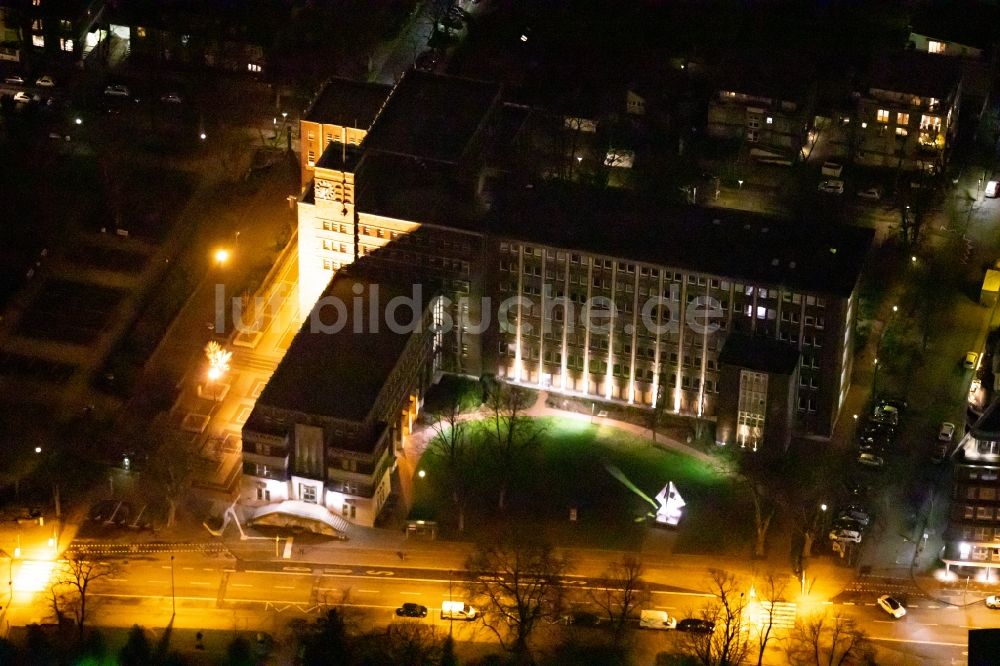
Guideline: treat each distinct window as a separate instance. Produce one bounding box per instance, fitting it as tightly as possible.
[32,34,44,47]
[977,507,993,520]
[255,486,271,501]
[737,370,768,448]
[876,109,889,123]
[897,112,909,125]
[307,150,315,166]
[766,116,773,125]
[928,40,945,54]
[248,63,262,73]
[920,115,942,131]
[747,117,760,129]
[896,127,908,137]
[747,129,759,143]
[136,26,147,38]
[300,484,318,503]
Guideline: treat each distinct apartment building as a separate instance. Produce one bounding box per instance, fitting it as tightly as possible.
[707,59,814,160]
[241,262,442,529]
[6,0,106,63]
[944,399,1000,579]
[854,50,961,172]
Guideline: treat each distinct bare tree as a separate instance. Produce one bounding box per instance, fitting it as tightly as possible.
[786,610,873,666]
[426,399,471,533]
[485,384,540,511]
[753,573,787,666]
[50,555,118,639]
[146,429,195,529]
[589,555,647,644]
[464,531,569,660]
[359,623,444,665]
[678,569,752,666]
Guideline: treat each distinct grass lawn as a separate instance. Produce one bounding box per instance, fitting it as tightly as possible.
[410,416,752,554]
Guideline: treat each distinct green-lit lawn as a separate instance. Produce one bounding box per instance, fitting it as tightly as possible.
[410,417,752,554]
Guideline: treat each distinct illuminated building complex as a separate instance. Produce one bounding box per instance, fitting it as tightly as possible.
[241,70,872,528]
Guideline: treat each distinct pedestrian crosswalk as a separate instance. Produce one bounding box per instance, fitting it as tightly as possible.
[750,601,797,629]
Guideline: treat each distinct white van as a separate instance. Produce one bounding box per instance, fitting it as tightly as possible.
[442,600,477,620]
[639,609,677,630]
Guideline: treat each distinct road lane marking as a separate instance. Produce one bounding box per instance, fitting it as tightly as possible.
[107,578,128,582]
[231,584,252,587]
[400,592,421,596]
[869,636,967,647]
[275,585,295,589]
[183,567,194,571]
[190,582,210,586]
[358,589,379,594]
[147,580,166,584]
[325,569,352,575]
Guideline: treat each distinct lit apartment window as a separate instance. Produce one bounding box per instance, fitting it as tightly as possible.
[307,150,315,166]
[32,34,44,47]
[876,109,889,123]
[766,116,773,124]
[896,127,908,137]
[861,122,867,128]
[32,19,41,30]
[247,63,261,73]
[59,19,71,30]
[747,129,759,142]
[928,40,945,54]
[896,112,909,125]
[32,0,40,6]
[920,115,942,131]
[60,38,73,52]
[136,26,146,38]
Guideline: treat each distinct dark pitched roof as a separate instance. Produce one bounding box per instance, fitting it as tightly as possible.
[356,153,482,230]
[719,334,800,375]
[867,50,962,99]
[715,55,814,104]
[910,2,1000,51]
[363,70,502,164]
[256,261,431,425]
[487,183,873,298]
[304,78,392,129]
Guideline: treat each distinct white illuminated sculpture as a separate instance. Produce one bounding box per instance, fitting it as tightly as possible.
[654,482,685,526]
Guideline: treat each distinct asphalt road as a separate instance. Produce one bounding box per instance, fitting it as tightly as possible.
[46,549,982,663]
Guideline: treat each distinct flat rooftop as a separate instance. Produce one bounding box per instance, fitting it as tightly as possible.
[304,78,392,129]
[488,183,873,297]
[256,262,431,426]
[356,153,482,229]
[867,50,961,100]
[363,70,502,164]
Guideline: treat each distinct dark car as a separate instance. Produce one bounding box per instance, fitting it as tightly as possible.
[677,618,715,633]
[876,396,908,412]
[415,50,439,71]
[395,603,428,618]
[561,611,601,626]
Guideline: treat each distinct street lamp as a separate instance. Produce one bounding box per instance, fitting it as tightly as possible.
[737,179,744,189]
[170,555,176,617]
[417,469,426,479]
[74,117,82,125]
[214,248,230,268]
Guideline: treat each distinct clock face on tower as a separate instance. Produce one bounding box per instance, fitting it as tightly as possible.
[315,179,333,202]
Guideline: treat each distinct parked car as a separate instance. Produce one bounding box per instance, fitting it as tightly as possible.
[829,529,862,543]
[159,92,183,104]
[833,517,865,533]
[639,610,676,629]
[964,352,979,370]
[857,187,882,201]
[35,75,55,87]
[877,595,906,619]
[104,84,130,97]
[4,74,25,85]
[676,618,715,633]
[877,396,908,412]
[857,452,885,468]
[821,161,843,177]
[818,179,845,194]
[561,611,601,627]
[12,91,30,104]
[395,603,428,618]
[986,595,1000,609]
[838,506,871,527]
[938,422,956,442]
[873,404,899,426]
